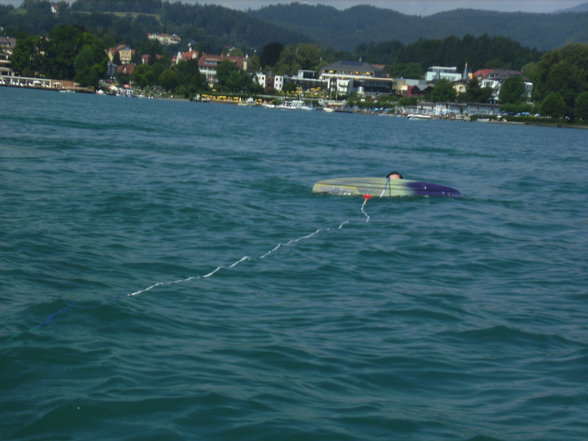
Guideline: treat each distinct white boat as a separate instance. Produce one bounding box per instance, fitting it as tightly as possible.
[278,100,314,111]
[407,114,432,120]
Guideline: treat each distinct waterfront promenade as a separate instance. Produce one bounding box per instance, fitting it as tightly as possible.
[0,74,93,93]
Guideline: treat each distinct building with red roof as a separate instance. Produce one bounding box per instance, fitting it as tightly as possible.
[198,54,248,86]
[172,50,200,64]
[472,68,533,102]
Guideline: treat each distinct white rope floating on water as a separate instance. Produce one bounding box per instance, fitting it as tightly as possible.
[128,199,370,297]
[0,197,374,344]
[360,195,371,223]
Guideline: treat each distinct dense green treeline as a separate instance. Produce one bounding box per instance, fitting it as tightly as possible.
[9,23,261,96]
[70,0,163,13]
[11,25,109,86]
[127,58,261,98]
[524,43,588,118]
[356,34,542,75]
[252,34,542,78]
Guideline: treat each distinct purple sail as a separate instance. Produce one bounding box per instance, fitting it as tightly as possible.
[407,181,461,197]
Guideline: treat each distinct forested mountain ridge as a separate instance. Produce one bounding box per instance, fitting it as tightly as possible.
[249,4,588,51]
[2,1,587,54]
[0,1,314,52]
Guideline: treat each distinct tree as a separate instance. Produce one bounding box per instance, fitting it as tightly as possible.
[112,50,121,65]
[138,39,166,65]
[532,43,588,110]
[356,40,404,65]
[521,62,539,81]
[386,62,422,79]
[40,25,106,82]
[541,92,566,118]
[275,43,323,75]
[282,81,297,93]
[226,47,243,57]
[398,96,417,106]
[22,0,51,11]
[158,68,178,91]
[499,75,527,105]
[73,45,106,87]
[150,61,166,83]
[246,54,260,73]
[215,60,256,92]
[11,32,42,76]
[543,60,584,115]
[174,59,207,96]
[132,63,153,88]
[429,79,456,102]
[575,91,588,121]
[259,42,283,68]
[459,78,492,103]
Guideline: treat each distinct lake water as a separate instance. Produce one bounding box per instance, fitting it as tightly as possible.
[1,87,587,441]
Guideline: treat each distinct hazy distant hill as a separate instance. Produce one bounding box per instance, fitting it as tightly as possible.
[249,4,588,51]
[556,2,588,13]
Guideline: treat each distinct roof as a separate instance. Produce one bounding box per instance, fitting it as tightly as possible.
[474,69,522,80]
[182,50,199,60]
[0,37,17,49]
[198,54,245,69]
[108,45,132,54]
[321,61,381,76]
[117,64,135,75]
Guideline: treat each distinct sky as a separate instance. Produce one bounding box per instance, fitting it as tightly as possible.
[186,0,586,15]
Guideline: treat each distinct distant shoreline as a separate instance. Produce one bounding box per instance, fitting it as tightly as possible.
[4,84,587,130]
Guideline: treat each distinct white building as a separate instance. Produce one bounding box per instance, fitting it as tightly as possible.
[255,71,266,88]
[425,66,463,82]
[0,36,17,77]
[147,33,181,46]
[474,69,533,102]
[319,61,394,96]
[273,75,284,92]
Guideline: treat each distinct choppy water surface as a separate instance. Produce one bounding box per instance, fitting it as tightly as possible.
[1,87,587,441]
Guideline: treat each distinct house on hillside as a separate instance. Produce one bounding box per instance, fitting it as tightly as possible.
[147,33,181,46]
[198,53,248,86]
[273,75,284,92]
[473,69,533,102]
[255,71,267,89]
[394,79,430,96]
[172,49,199,64]
[141,54,164,65]
[117,64,135,76]
[254,70,284,92]
[107,45,135,65]
[0,36,17,77]
[106,61,117,80]
[452,79,468,95]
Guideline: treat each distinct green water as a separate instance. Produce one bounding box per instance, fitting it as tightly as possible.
[1,87,587,440]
